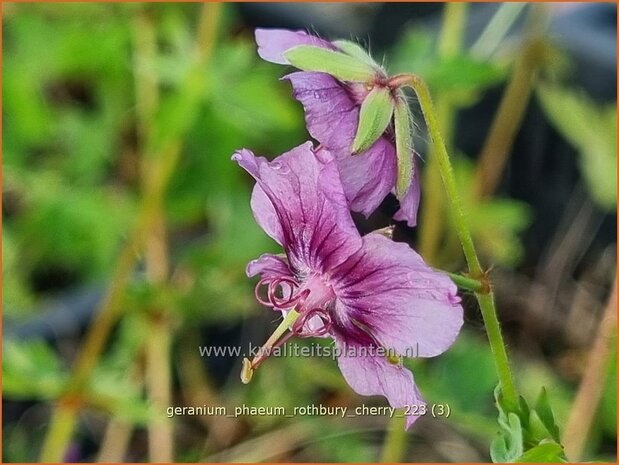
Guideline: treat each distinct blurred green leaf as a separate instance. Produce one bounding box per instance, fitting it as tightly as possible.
[598,340,617,439]
[389,27,507,102]
[454,157,532,267]
[427,55,507,93]
[537,84,617,211]
[388,28,434,76]
[2,228,35,313]
[3,340,68,400]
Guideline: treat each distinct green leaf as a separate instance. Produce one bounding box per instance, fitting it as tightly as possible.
[534,388,561,443]
[455,157,532,267]
[3,340,68,400]
[427,55,506,92]
[351,86,394,154]
[332,39,380,69]
[515,441,566,463]
[388,27,434,76]
[537,84,617,210]
[491,412,524,462]
[284,45,376,82]
[393,97,414,199]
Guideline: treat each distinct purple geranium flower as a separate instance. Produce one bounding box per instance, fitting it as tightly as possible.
[232,142,463,428]
[255,28,421,227]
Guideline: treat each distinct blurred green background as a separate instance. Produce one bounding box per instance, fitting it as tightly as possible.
[2,2,616,462]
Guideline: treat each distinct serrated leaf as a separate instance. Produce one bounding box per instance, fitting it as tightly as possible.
[515,441,566,463]
[284,45,376,82]
[351,86,394,154]
[332,39,379,69]
[393,97,413,199]
[535,387,561,443]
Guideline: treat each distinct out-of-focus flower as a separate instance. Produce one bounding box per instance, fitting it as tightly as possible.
[233,142,463,428]
[255,28,419,227]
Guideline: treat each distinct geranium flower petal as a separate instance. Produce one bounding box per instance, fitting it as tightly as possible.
[331,233,463,357]
[233,143,362,273]
[336,337,425,429]
[246,253,290,279]
[393,159,421,227]
[285,72,396,217]
[255,29,335,65]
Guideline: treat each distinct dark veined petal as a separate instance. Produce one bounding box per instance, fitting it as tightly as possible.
[335,337,425,429]
[284,72,396,217]
[250,183,284,245]
[232,143,362,273]
[255,29,335,65]
[330,233,463,358]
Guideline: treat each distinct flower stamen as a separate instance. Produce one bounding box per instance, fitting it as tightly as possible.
[240,308,301,383]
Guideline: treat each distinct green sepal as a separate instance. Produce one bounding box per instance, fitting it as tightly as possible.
[351,86,394,154]
[284,45,376,82]
[332,39,379,69]
[393,97,414,199]
[534,387,561,443]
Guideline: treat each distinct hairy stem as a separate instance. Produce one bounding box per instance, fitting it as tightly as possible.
[419,2,468,264]
[447,272,486,293]
[383,5,469,461]
[403,73,519,409]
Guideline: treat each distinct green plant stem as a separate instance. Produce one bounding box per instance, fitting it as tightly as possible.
[38,4,222,461]
[383,5,469,461]
[446,272,485,293]
[146,312,173,461]
[39,402,80,463]
[418,98,449,264]
[470,2,527,59]
[437,2,469,57]
[97,361,143,462]
[379,413,407,462]
[403,73,519,409]
[419,2,468,264]
[134,6,174,461]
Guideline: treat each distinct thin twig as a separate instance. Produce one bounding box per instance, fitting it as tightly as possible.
[39,4,223,461]
[472,4,548,199]
[563,281,617,461]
